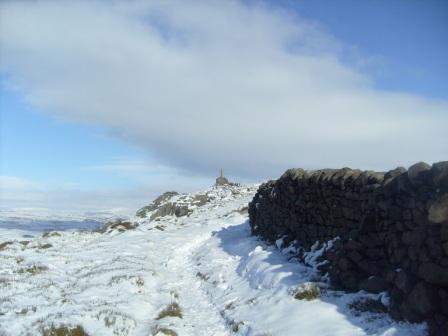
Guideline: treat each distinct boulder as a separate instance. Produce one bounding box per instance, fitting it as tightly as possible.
[428,194,448,224]
[174,206,190,217]
[431,161,448,189]
[192,194,209,206]
[384,167,407,182]
[394,270,415,293]
[418,262,448,286]
[408,162,431,181]
[359,276,389,293]
[406,282,436,318]
[136,191,179,218]
[443,241,448,256]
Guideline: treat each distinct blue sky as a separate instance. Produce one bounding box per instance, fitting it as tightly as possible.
[286,0,448,99]
[0,0,447,212]
[0,88,146,189]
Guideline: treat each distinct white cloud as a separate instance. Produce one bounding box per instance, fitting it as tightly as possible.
[0,0,447,180]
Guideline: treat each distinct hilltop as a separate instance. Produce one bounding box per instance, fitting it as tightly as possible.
[0,182,427,335]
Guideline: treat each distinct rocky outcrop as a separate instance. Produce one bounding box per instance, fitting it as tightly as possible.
[136,192,179,218]
[136,191,212,220]
[249,161,448,335]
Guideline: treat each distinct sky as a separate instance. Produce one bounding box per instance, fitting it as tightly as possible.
[0,0,447,213]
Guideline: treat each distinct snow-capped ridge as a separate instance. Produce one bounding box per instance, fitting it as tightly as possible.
[135,184,255,222]
[0,182,427,335]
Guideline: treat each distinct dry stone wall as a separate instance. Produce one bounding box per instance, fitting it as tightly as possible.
[249,161,448,335]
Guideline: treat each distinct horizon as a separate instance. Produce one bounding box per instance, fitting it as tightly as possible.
[1,0,447,213]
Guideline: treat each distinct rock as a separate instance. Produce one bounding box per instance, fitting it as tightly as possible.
[428,194,448,224]
[150,202,176,220]
[443,241,448,256]
[408,162,431,181]
[432,321,448,336]
[394,270,415,293]
[384,167,407,182]
[348,297,387,314]
[338,271,358,290]
[418,262,448,286]
[283,168,308,180]
[359,276,389,293]
[136,191,179,218]
[337,257,353,271]
[406,282,436,318]
[431,161,448,189]
[174,206,190,217]
[192,194,209,207]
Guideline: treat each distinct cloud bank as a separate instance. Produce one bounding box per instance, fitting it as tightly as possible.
[1,0,447,179]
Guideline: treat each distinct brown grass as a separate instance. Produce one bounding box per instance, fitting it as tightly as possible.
[155,302,183,320]
[18,265,49,275]
[293,285,320,301]
[0,241,13,251]
[41,325,88,336]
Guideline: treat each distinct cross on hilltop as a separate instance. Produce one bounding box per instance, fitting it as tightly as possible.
[215,168,230,186]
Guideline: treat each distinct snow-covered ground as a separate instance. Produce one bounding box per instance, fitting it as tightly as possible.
[0,185,427,336]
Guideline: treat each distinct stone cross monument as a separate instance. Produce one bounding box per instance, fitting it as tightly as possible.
[215,168,230,186]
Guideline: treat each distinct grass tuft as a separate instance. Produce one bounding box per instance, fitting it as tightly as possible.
[0,241,13,251]
[96,219,137,234]
[293,282,320,301]
[41,325,88,336]
[18,265,49,275]
[42,231,61,238]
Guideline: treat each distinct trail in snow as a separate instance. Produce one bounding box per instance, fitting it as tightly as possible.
[0,186,427,336]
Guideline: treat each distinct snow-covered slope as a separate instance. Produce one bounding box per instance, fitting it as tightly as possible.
[0,185,427,336]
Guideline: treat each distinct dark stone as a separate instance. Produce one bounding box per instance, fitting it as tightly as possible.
[359,276,389,293]
[408,162,431,181]
[406,282,436,318]
[431,161,448,189]
[347,250,363,263]
[443,241,448,256]
[339,271,358,290]
[365,248,382,260]
[384,167,407,181]
[394,270,415,294]
[432,321,448,336]
[192,194,209,206]
[174,206,190,217]
[338,258,353,271]
[136,191,179,217]
[418,262,448,286]
[428,194,448,224]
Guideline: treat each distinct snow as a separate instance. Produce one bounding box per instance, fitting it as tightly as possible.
[0,185,428,335]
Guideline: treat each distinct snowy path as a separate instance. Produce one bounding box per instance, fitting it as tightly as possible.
[0,186,427,335]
